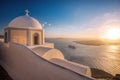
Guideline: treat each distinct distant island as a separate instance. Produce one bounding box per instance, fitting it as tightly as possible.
[74,40,120,46]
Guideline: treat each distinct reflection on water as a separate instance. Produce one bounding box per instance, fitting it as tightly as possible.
[106,45,120,60]
[46,38,120,75]
[107,45,119,53]
[101,45,120,75]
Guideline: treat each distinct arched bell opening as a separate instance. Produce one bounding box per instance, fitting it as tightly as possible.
[4,32,8,43]
[33,33,39,45]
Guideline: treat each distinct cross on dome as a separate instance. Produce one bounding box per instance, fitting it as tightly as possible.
[25,9,29,16]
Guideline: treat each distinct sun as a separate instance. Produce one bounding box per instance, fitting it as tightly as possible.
[103,27,120,40]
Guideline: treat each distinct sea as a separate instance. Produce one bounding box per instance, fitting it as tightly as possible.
[46,38,120,76]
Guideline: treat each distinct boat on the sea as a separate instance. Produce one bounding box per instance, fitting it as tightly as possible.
[68,45,76,49]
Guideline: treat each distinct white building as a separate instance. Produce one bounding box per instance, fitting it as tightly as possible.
[0,10,94,80]
[4,10,45,46]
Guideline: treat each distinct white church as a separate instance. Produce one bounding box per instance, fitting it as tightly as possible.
[4,10,44,46]
[0,10,94,80]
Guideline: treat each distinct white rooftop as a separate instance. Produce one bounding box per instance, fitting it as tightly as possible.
[8,10,42,29]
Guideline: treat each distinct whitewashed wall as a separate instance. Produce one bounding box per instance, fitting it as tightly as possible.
[0,42,94,80]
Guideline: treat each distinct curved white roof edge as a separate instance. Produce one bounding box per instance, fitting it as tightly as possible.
[0,42,95,80]
[7,15,42,29]
[5,26,42,30]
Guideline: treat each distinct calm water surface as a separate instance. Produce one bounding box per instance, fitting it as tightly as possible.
[46,38,120,75]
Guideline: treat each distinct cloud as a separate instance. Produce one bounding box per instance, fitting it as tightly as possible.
[44,22,47,24]
[81,12,120,37]
[42,22,52,28]
[45,11,120,38]
[48,24,51,26]
[103,13,111,17]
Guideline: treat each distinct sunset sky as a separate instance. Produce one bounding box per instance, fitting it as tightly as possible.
[0,0,120,38]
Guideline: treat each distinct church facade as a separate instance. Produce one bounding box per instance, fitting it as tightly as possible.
[4,10,44,46]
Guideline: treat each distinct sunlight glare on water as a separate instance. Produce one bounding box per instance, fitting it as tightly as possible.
[106,45,120,60]
[46,38,120,75]
[102,45,120,75]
